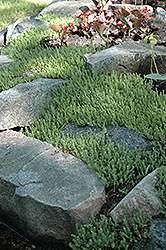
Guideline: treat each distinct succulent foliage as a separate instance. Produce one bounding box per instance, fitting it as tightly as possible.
[1,13,166,250]
[69,211,152,250]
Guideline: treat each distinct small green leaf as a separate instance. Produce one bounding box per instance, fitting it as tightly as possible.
[145,73,166,80]
[143,37,148,44]
[149,37,157,45]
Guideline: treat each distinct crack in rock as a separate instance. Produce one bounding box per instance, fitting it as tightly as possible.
[21,147,53,171]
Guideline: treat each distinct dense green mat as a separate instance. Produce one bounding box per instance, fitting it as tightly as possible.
[1,14,166,249]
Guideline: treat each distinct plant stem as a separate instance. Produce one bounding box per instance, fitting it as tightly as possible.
[151,44,159,74]
[99,32,108,44]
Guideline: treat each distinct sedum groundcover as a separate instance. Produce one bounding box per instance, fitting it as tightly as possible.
[1,14,166,249]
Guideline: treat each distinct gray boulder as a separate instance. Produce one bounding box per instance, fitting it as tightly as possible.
[0,130,105,249]
[39,0,94,17]
[84,42,166,76]
[110,167,164,225]
[6,17,50,45]
[0,15,50,47]
[10,18,50,40]
[154,7,166,23]
[0,78,66,130]
[40,0,153,17]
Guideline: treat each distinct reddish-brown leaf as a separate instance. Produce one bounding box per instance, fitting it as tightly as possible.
[131,9,144,18]
[51,24,62,32]
[93,22,107,35]
[115,8,131,18]
[133,18,145,28]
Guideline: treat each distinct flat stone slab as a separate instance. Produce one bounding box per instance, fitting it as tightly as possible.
[84,42,166,75]
[0,78,66,130]
[0,130,105,248]
[61,122,153,153]
[110,168,163,225]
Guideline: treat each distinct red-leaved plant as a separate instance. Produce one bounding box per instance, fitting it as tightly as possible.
[50,0,156,48]
[51,24,73,47]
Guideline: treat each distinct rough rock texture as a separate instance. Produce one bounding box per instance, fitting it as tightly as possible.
[147,218,166,250]
[9,19,50,41]
[0,1,165,248]
[109,168,163,225]
[106,126,153,152]
[0,78,66,130]
[133,217,166,250]
[0,54,15,67]
[84,42,166,75]
[107,3,153,13]
[0,16,49,47]
[154,7,166,23]
[61,122,153,153]
[40,0,94,17]
[0,130,105,249]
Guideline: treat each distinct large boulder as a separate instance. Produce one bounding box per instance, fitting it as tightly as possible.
[0,130,105,249]
[39,0,94,17]
[84,42,166,76]
[0,15,50,47]
[9,19,50,41]
[154,7,166,23]
[110,167,164,225]
[0,78,66,130]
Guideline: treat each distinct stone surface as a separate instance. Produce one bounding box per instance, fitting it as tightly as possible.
[0,1,165,248]
[0,78,66,130]
[0,28,7,47]
[109,168,163,225]
[133,217,166,250]
[0,15,49,47]
[0,54,15,67]
[61,122,153,153]
[9,19,50,42]
[0,130,105,249]
[106,126,153,152]
[39,0,94,17]
[147,218,166,250]
[107,3,153,13]
[154,7,166,23]
[84,42,166,75]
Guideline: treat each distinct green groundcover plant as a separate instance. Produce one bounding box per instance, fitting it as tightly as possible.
[69,211,152,250]
[1,12,166,250]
